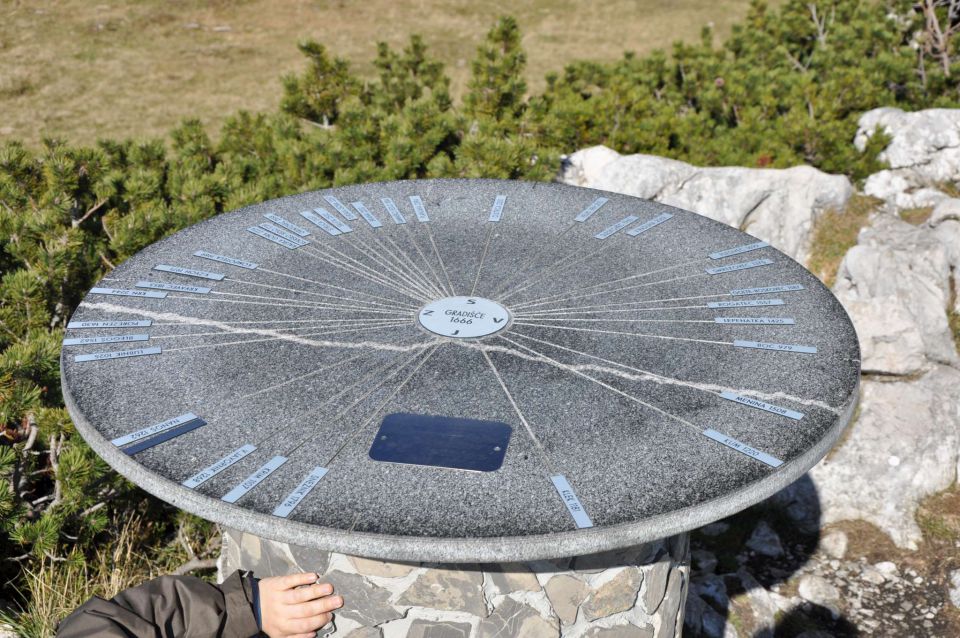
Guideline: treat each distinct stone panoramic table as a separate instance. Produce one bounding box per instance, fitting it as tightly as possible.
[61,179,860,637]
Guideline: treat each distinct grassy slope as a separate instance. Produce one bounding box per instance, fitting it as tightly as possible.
[2,0,766,147]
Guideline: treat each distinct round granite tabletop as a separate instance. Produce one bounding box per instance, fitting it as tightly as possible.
[61,179,860,562]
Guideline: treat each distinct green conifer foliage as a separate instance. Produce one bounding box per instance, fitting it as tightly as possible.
[1,4,959,626]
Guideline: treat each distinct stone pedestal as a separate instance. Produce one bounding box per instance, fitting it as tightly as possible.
[218,528,690,638]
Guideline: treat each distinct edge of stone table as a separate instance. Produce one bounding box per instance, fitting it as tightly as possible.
[62,366,858,563]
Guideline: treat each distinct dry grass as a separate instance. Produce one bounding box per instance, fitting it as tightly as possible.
[900,206,934,225]
[1,0,769,147]
[807,194,882,287]
[0,515,218,638]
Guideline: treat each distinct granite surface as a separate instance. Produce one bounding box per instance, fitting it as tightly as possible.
[60,179,861,562]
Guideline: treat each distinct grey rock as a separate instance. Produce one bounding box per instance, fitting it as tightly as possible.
[562,145,853,263]
[348,555,416,579]
[642,557,672,613]
[797,574,840,606]
[289,543,331,576]
[544,574,589,625]
[861,566,886,585]
[687,593,739,638]
[399,568,486,616]
[818,530,847,560]
[950,570,960,609]
[344,628,382,638]
[477,597,558,638]
[322,571,402,626]
[737,569,777,634]
[406,619,472,638]
[583,624,655,638]
[833,215,957,374]
[745,521,783,558]
[691,550,718,574]
[693,573,729,610]
[485,562,541,593]
[855,108,960,208]
[874,561,899,577]
[657,568,686,637]
[810,365,960,549]
[582,567,644,621]
[700,523,729,537]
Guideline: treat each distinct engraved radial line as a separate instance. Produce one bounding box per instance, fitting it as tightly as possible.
[296,247,428,302]
[321,345,439,464]
[517,304,716,318]
[496,335,701,432]
[499,240,620,303]
[79,302,431,354]
[207,291,410,314]
[341,233,440,299]
[165,295,411,313]
[481,349,557,474]
[490,223,577,300]
[510,258,704,309]
[256,267,414,308]
[383,233,446,298]
[471,224,496,296]
[342,234,439,299]
[507,331,835,414]
[513,318,716,324]
[245,347,420,449]
[237,351,368,401]
[511,272,709,311]
[513,294,736,315]
[511,322,732,346]
[496,244,590,302]
[401,223,452,296]
[223,277,414,312]
[163,322,414,353]
[285,345,439,458]
[361,231,444,298]
[298,236,433,300]
[425,224,457,295]
[154,317,414,328]
[152,320,411,340]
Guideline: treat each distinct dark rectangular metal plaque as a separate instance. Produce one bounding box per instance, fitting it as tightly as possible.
[369,413,511,472]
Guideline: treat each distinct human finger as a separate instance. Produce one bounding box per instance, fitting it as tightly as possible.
[288,595,343,619]
[285,582,334,604]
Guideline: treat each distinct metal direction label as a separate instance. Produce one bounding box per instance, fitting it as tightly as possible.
[705,258,773,275]
[182,444,257,489]
[574,197,609,222]
[720,391,804,420]
[111,412,200,447]
[221,456,288,504]
[381,197,406,224]
[702,428,783,467]
[351,201,383,228]
[551,475,593,528]
[193,251,258,270]
[64,334,149,346]
[715,317,795,325]
[595,215,640,240]
[154,265,225,281]
[74,346,162,362]
[709,241,769,260]
[488,195,507,222]
[323,195,358,221]
[273,466,328,518]
[626,212,673,237]
[312,208,352,233]
[247,226,302,249]
[136,281,210,294]
[90,287,167,299]
[409,195,429,222]
[122,418,207,456]
[734,340,817,354]
[730,284,804,296]
[707,299,784,309]
[299,210,342,236]
[68,320,152,329]
[260,223,310,246]
[264,213,310,237]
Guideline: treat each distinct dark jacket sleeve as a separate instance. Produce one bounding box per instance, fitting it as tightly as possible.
[56,569,262,638]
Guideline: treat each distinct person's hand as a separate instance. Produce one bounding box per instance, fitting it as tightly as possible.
[258,572,343,638]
